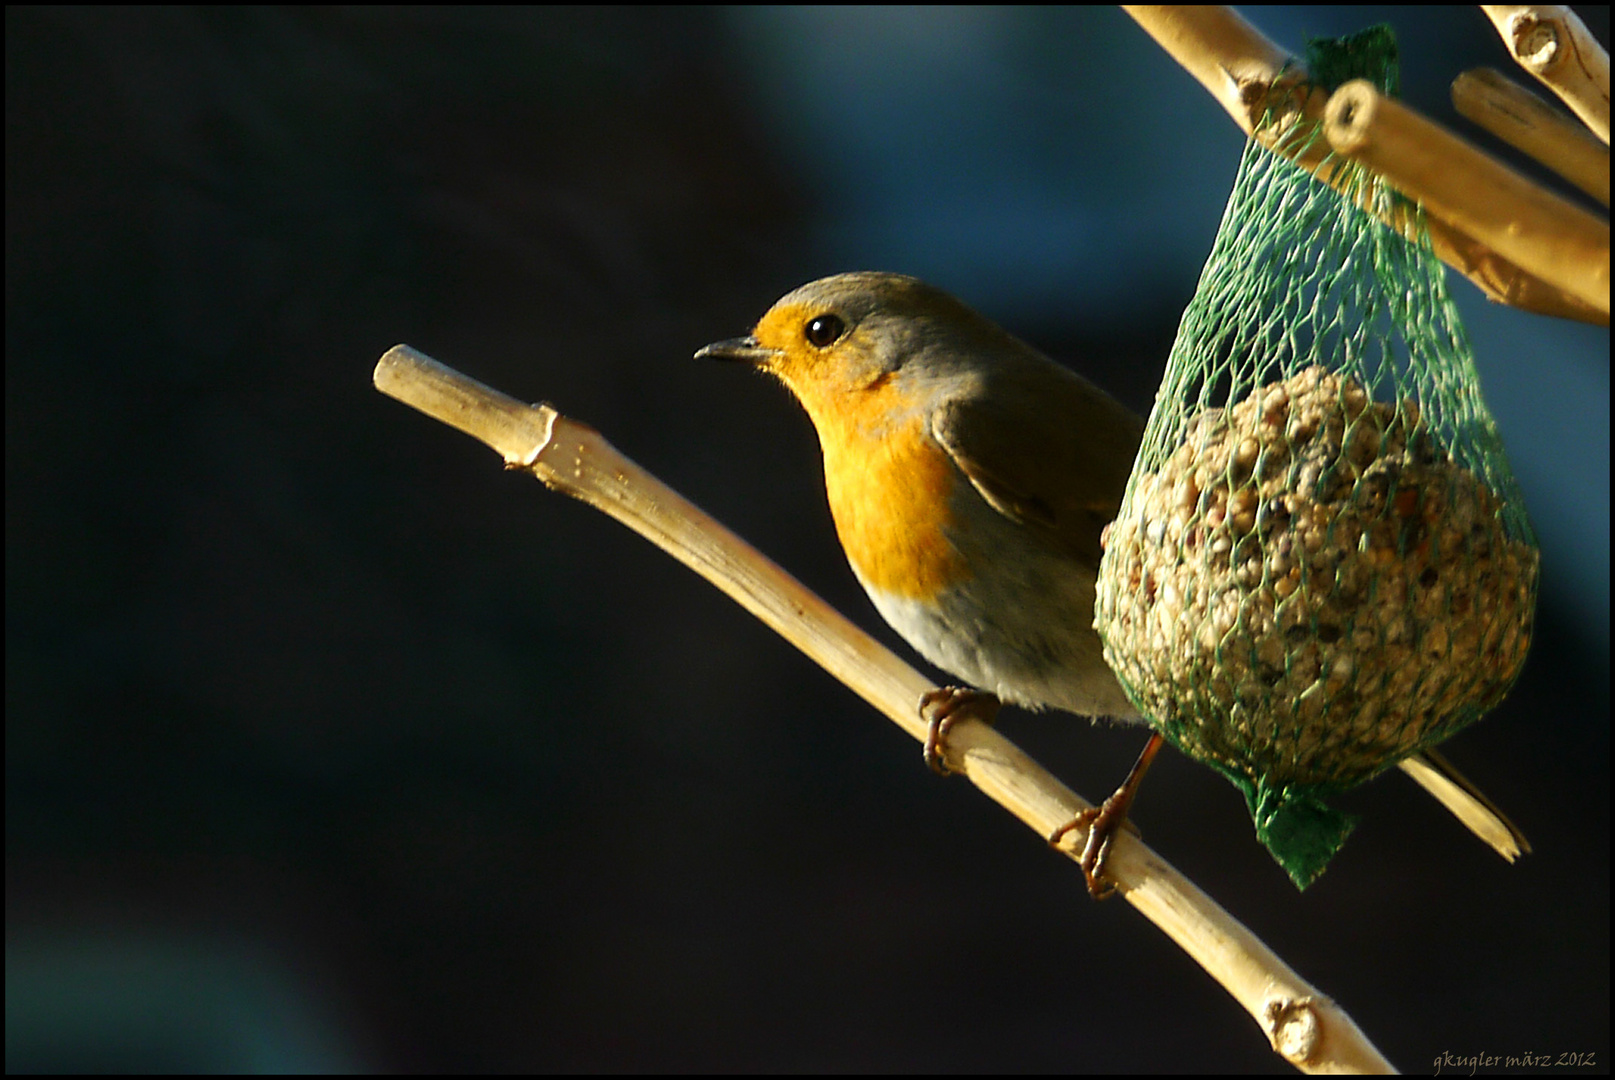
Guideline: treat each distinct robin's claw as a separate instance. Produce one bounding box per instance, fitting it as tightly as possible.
[1048,732,1165,899]
[918,687,1001,777]
[1048,802,1139,900]
[1048,806,1126,899]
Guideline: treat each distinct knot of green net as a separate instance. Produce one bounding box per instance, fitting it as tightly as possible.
[1093,26,1539,889]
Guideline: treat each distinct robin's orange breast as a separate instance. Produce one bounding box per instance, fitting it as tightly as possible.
[811,383,970,603]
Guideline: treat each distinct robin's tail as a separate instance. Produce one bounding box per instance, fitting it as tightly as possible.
[1400,749,1531,861]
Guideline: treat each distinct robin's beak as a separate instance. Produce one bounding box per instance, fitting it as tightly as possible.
[695,335,780,367]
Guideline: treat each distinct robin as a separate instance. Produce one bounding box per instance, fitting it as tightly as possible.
[698,271,1525,896]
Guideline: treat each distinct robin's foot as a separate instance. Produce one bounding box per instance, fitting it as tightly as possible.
[1048,732,1165,899]
[1048,797,1141,900]
[918,687,1000,776]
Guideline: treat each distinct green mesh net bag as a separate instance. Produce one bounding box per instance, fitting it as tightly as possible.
[1093,27,1539,889]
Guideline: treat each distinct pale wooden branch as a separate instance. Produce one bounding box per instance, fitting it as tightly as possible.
[1400,749,1531,861]
[1116,4,1300,136]
[373,344,1396,1074]
[1453,68,1610,205]
[1123,4,1608,326]
[1482,5,1611,143]
[1325,78,1609,318]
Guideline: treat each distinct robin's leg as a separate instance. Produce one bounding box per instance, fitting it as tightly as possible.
[1049,731,1165,900]
[918,687,1000,776]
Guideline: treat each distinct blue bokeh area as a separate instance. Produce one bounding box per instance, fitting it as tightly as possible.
[7,7,1608,1072]
[724,6,1240,325]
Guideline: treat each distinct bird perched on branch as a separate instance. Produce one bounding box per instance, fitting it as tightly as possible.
[699,271,1526,896]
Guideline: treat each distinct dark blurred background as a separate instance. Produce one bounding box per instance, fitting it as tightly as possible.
[7,6,1607,1072]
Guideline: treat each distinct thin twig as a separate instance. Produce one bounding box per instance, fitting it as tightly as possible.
[1122,4,1608,326]
[373,344,1396,1073]
[1482,5,1611,143]
[1452,68,1610,205]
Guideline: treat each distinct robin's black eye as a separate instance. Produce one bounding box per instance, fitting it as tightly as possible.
[805,314,845,348]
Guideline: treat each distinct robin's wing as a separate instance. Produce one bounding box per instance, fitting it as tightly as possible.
[931,353,1144,565]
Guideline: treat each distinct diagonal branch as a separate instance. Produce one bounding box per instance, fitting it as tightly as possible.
[373,344,1396,1074]
[1451,68,1609,206]
[1324,78,1609,316]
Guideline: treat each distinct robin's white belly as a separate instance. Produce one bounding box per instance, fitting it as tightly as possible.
[853,513,1141,721]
